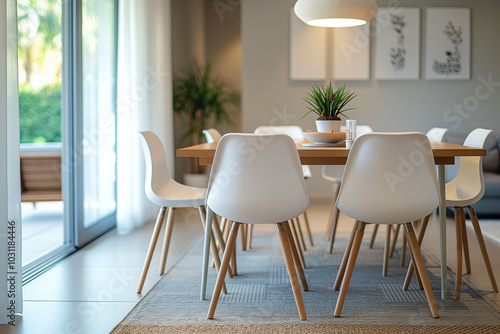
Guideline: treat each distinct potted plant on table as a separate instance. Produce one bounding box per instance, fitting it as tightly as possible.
[173,63,239,185]
[301,82,357,133]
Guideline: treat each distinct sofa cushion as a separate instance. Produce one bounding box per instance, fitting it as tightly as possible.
[483,171,500,198]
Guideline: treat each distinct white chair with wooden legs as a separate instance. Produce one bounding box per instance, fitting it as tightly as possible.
[323,125,373,253]
[405,128,498,299]
[371,127,449,271]
[333,132,440,318]
[253,125,314,248]
[137,131,226,294]
[202,133,311,320]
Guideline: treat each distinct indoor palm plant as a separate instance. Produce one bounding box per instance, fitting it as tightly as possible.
[301,82,357,132]
[173,63,239,175]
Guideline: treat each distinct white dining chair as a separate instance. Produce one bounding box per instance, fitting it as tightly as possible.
[203,133,311,320]
[137,131,226,294]
[370,126,449,275]
[253,125,314,250]
[405,128,498,299]
[333,132,440,318]
[426,127,449,142]
[323,125,373,253]
[202,128,222,143]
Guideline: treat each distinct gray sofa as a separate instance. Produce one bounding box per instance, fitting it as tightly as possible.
[444,132,500,217]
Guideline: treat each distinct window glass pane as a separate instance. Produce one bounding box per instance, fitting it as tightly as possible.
[82,0,116,227]
[18,0,65,265]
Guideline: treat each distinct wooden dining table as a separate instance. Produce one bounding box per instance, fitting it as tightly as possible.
[177,139,486,300]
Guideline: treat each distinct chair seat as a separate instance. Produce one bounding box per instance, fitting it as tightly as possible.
[150,179,206,208]
[445,180,482,207]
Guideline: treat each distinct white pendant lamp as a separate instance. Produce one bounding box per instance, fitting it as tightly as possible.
[294,0,378,28]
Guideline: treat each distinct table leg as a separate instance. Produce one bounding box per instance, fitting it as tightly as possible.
[438,165,447,300]
[201,207,213,300]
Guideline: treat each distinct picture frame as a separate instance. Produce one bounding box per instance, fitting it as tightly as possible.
[375,8,420,80]
[426,8,470,80]
[333,24,370,81]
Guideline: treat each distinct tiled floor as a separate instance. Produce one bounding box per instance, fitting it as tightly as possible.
[2,202,499,333]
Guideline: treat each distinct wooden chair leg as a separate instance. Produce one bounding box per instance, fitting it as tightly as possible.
[223,219,231,241]
[369,224,379,249]
[207,222,240,319]
[240,224,247,250]
[219,217,228,239]
[334,222,366,317]
[231,241,238,276]
[212,215,233,278]
[326,183,340,240]
[277,222,307,320]
[467,206,498,292]
[246,224,253,249]
[383,225,391,277]
[137,207,167,293]
[460,211,471,274]
[334,220,360,290]
[328,207,340,254]
[389,224,401,258]
[290,219,306,269]
[403,215,430,290]
[159,207,176,275]
[199,206,228,294]
[404,223,440,318]
[284,221,309,291]
[454,207,463,300]
[400,232,407,268]
[294,217,307,252]
[301,211,314,246]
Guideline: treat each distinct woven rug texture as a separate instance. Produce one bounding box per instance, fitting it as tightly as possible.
[112,229,500,333]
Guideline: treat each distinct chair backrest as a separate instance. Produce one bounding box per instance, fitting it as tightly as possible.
[254,125,304,140]
[336,132,440,225]
[202,128,222,143]
[426,127,448,142]
[138,131,173,202]
[206,133,311,224]
[449,128,492,203]
[322,125,373,182]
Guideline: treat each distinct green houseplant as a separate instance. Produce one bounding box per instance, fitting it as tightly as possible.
[173,63,239,174]
[301,82,357,132]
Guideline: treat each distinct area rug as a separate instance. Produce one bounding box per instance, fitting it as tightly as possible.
[112,229,500,333]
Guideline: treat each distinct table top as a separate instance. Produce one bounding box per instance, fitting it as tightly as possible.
[177,140,486,165]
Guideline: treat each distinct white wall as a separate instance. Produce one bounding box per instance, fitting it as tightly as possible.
[242,0,500,199]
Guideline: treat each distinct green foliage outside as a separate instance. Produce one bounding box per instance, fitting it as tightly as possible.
[19,83,61,143]
[17,0,62,144]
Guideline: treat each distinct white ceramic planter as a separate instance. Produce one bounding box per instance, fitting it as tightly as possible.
[315,119,341,133]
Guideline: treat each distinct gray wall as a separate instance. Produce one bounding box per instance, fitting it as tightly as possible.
[171,0,242,181]
[242,0,500,199]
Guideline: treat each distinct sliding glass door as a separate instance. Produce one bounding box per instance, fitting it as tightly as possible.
[75,0,117,246]
[19,0,117,280]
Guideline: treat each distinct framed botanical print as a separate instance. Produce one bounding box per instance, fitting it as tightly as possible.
[426,8,470,80]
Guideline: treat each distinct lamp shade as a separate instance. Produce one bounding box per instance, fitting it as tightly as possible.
[294,0,378,28]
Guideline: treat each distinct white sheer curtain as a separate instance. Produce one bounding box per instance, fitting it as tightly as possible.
[116,0,175,233]
[0,0,23,323]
